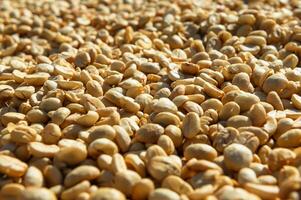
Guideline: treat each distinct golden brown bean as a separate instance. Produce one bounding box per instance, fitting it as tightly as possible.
[249,103,267,127]
[21,187,57,200]
[88,138,118,157]
[56,139,87,165]
[162,175,193,195]
[152,112,181,127]
[75,52,91,68]
[238,168,258,185]
[76,111,99,127]
[283,54,298,69]
[244,183,279,200]
[291,94,301,110]
[0,183,25,200]
[88,125,116,142]
[224,143,253,171]
[234,93,260,112]
[135,123,164,143]
[39,97,62,112]
[268,148,296,171]
[0,155,28,177]
[148,156,181,181]
[90,188,126,200]
[277,129,301,148]
[227,115,252,128]
[10,125,37,144]
[61,181,90,200]
[262,73,288,94]
[114,170,141,197]
[182,112,200,139]
[219,102,240,121]
[184,143,217,161]
[24,73,50,86]
[165,125,183,148]
[23,166,44,187]
[42,123,61,144]
[1,112,25,126]
[51,107,71,125]
[125,154,146,177]
[43,165,63,186]
[29,142,60,158]
[149,188,181,200]
[110,153,127,173]
[132,178,154,200]
[86,80,103,97]
[113,125,131,153]
[266,91,284,111]
[26,109,49,123]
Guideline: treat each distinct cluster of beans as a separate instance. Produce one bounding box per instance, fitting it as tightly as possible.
[1,0,301,199]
